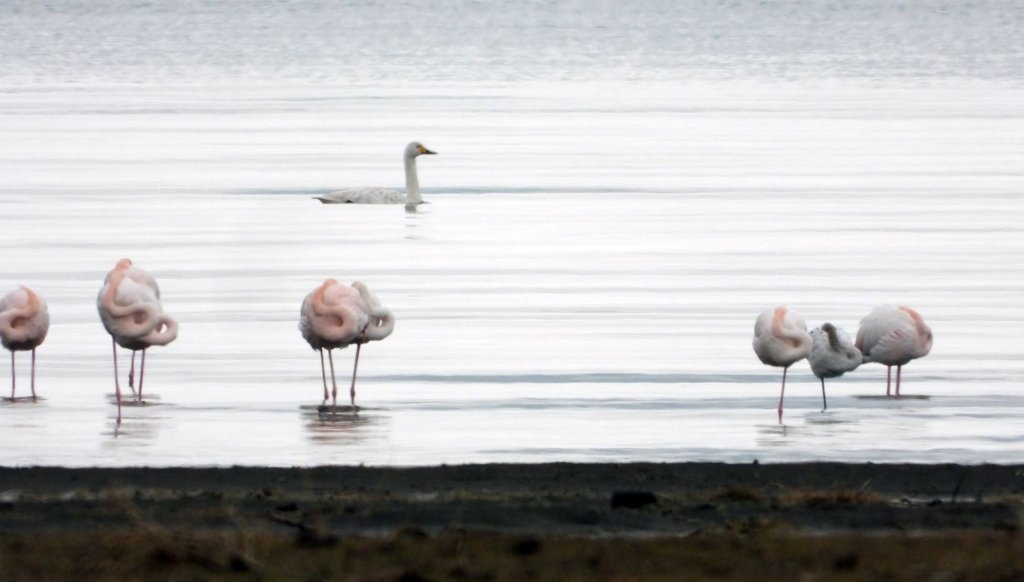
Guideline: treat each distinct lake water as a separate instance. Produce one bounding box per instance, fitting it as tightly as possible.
[1,0,1022,467]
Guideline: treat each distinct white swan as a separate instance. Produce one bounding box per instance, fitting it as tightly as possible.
[314,142,437,205]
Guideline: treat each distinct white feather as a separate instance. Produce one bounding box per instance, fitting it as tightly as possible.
[315,141,436,205]
[855,305,932,366]
[808,324,861,380]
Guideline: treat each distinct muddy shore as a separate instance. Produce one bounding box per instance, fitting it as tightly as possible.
[1,462,1022,580]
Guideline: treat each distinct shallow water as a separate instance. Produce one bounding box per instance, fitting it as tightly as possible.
[1,1,1023,467]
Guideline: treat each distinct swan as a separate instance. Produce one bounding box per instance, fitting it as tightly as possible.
[97,258,178,422]
[753,306,812,423]
[0,286,50,399]
[807,323,862,410]
[299,279,395,408]
[314,142,437,206]
[855,305,932,397]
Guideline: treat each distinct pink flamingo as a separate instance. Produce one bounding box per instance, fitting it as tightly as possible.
[855,305,933,397]
[0,287,50,400]
[115,269,160,392]
[299,279,395,408]
[97,259,178,422]
[753,306,812,423]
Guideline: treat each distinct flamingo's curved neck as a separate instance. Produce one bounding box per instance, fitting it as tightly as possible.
[900,306,925,333]
[900,306,932,350]
[23,288,39,314]
[0,289,39,336]
[311,280,335,314]
[365,309,395,341]
[772,307,807,349]
[5,288,39,319]
[824,325,840,350]
[310,280,363,342]
[102,267,128,309]
[141,314,178,346]
[404,154,421,205]
[100,263,161,338]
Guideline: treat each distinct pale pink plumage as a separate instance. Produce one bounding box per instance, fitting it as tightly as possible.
[300,279,395,407]
[97,258,178,422]
[753,306,812,423]
[0,287,50,399]
[855,305,932,397]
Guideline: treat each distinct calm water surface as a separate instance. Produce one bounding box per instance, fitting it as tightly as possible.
[0,1,1022,466]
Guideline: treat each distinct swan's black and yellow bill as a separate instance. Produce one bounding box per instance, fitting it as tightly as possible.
[418,145,437,155]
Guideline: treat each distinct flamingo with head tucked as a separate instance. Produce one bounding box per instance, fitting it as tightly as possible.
[115,267,160,393]
[753,306,812,423]
[97,258,178,422]
[855,305,932,397]
[300,279,395,407]
[808,322,862,410]
[0,287,50,400]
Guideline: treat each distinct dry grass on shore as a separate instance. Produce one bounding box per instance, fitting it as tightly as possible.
[2,463,1022,580]
[3,527,1023,581]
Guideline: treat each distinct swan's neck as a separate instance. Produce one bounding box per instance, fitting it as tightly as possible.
[404,155,422,205]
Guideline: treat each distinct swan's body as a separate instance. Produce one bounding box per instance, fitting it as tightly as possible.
[753,306,812,423]
[808,323,862,410]
[299,279,395,407]
[855,305,932,397]
[0,287,50,399]
[319,187,408,205]
[314,142,436,205]
[97,258,178,422]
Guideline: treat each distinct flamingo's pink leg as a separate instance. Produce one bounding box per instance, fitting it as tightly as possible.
[326,349,338,407]
[777,366,788,424]
[137,349,146,401]
[318,348,328,403]
[31,348,37,399]
[349,342,363,408]
[9,351,15,399]
[895,365,902,397]
[111,336,122,424]
[886,366,892,397]
[128,350,136,391]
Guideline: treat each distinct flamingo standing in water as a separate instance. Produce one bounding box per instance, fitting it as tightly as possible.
[117,269,160,392]
[855,305,932,397]
[299,279,395,408]
[753,306,812,423]
[0,287,50,399]
[807,322,862,411]
[97,259,178,422]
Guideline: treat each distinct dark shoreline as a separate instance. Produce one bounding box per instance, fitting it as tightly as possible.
[2,463,1022,580]
[2,462,1022,535]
